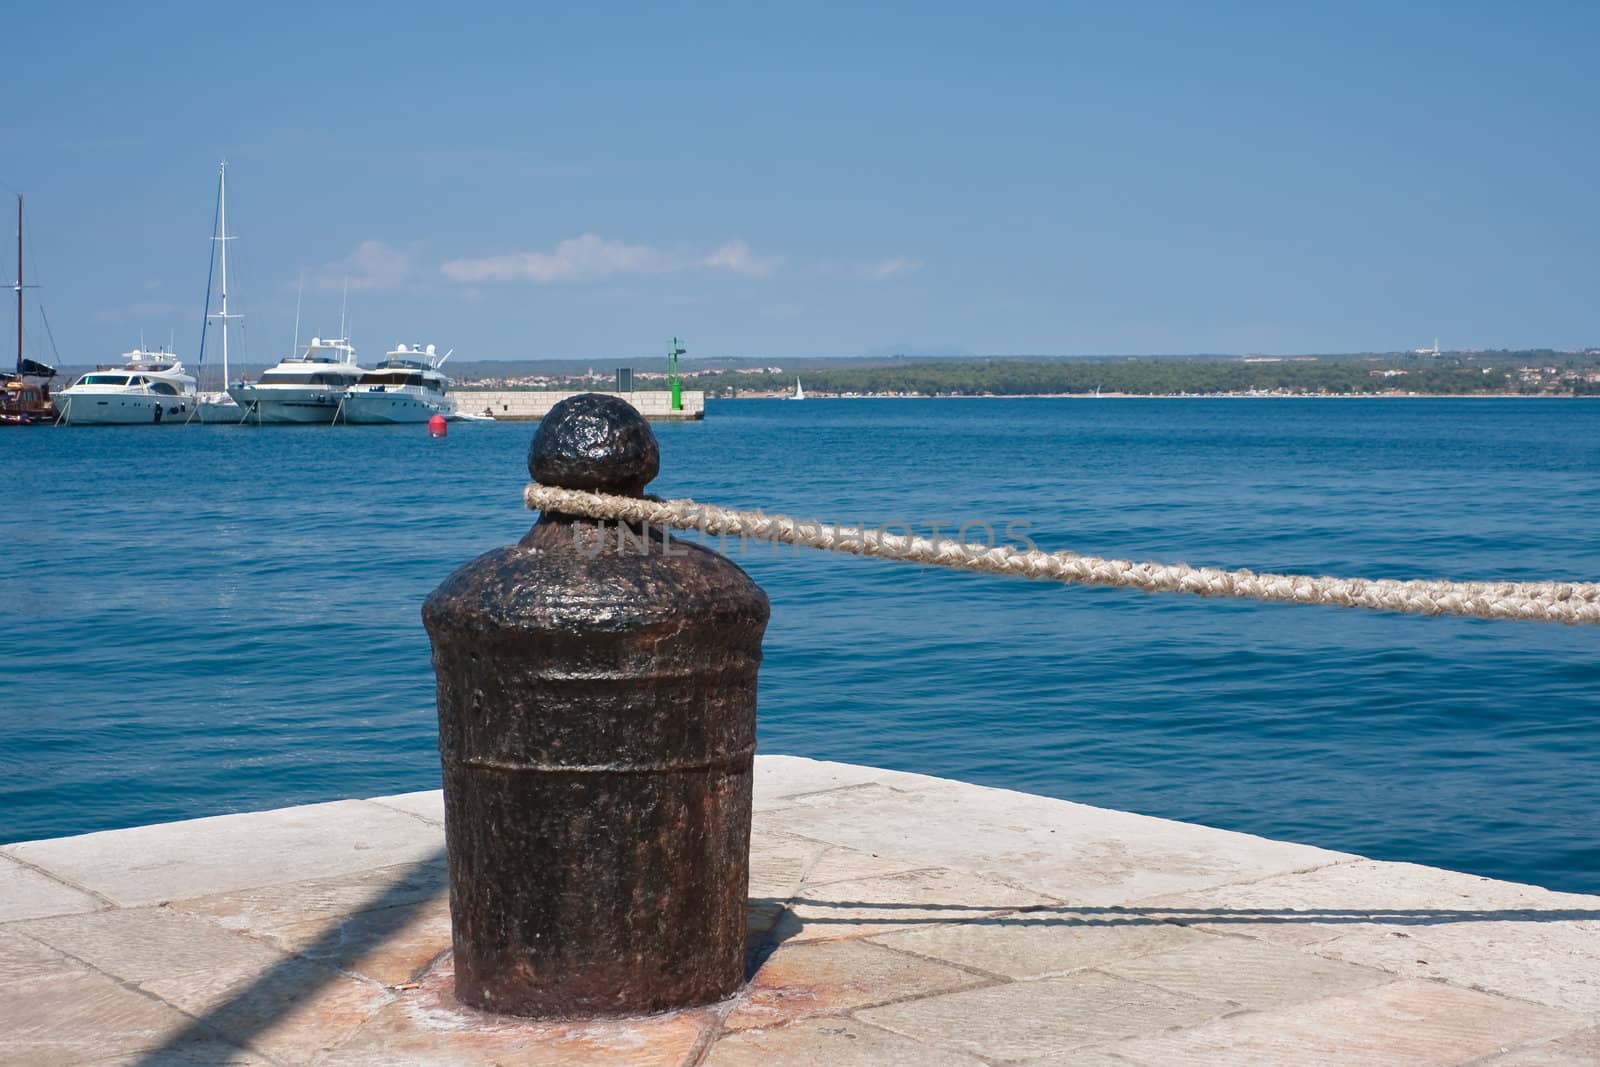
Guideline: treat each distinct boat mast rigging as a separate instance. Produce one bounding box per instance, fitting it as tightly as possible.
[207,162,242,390]
[11,195,43,376]
[14,195,22,379]
[15,195,21,376]
[291,273,303,361]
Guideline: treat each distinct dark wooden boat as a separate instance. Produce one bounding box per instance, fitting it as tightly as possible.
[3,195,57,426]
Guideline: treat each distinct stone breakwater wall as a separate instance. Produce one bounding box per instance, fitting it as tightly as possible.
[456,389,706,421]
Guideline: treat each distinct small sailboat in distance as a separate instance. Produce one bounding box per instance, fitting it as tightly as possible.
[788,377,805,400]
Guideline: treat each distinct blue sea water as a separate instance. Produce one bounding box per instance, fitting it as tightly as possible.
[4,398,1598,893]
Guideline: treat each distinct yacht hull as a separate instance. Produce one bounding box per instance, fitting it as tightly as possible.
[228,386,346,424]
[195,397,245,424]
[57,394,194,425]
[340,393,453,424]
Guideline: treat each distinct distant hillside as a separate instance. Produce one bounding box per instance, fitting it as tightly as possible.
[44,348,1600,398]
[456,350,1600,398]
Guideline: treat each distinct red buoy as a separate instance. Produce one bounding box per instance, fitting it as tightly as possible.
[428,413,448,438]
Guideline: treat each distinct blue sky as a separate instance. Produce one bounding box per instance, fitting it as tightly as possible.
[5,2,1597,364]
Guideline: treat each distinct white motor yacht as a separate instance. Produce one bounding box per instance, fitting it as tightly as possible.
[340,343,457,424]
[56,348,198,425]
[228,336,365,423]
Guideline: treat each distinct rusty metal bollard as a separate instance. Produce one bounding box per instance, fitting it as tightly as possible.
[421,393,770,1018]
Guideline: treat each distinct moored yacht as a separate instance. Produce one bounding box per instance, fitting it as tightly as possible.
[3,195,59,427]
[56,347,197,425]
[228,336,365,423]
[340,343,457,424]
[2,359,56,426]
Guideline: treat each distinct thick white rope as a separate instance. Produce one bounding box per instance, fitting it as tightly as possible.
[525,485,1600,626]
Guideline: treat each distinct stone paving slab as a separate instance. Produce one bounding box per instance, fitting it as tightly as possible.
[0,755,1596,1065]
[1096,978,1584,1066]
[141,957,391,1065]
[315,954,715,1067]
[866,967,1234,1059]
[1480,1026,1600,1066]
[703,1016,985,1066]
[0,853,104,923]
[0,928,81,988]
[15,905,287,985]
[868,910,1212,980]
[1138,856,1600,1015]
[6,969,268,1066]
[1098,933,1395,1010]
[366,791,445,826]
[2,799,442,907]
[724,937,986,1032]
[758,770,1357,905]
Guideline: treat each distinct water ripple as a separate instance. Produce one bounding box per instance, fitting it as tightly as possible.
[3,399,1598,892]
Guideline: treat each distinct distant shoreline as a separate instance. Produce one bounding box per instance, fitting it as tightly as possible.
[458,386,1592,400]
[455,351,1600,399]
[717,392,1594,400]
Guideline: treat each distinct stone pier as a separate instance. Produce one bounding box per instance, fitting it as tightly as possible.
[2,756,1597,1065]
[456,389,706,421]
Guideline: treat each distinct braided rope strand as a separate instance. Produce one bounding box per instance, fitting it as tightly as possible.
[524,484,1600,626]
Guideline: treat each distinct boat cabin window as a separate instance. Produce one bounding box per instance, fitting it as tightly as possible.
[148,381,180,395]
[80,374,131,386]
[259,371,354,386]
[358,372,432,388]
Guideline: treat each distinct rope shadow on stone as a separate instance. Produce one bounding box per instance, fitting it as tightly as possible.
[130,848,448,1067]
[764,896,1600,931]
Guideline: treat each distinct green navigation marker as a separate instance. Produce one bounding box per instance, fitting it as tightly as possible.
[668,336,685,411]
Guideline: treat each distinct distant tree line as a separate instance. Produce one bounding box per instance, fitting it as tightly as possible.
[458,350,1600,397]
[680,360,1516,397]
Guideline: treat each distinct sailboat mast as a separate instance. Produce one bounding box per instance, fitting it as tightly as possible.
[15,195,22,377]
[338,278,352,363]
[291,274,302,359]
[206,162,242,390]
[218,164,230,388]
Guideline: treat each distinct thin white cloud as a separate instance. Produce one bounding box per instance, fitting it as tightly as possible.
[703,240,781,279]
[441,234,671,284]
[810,256,926,282]
[441,233,781,284]
[311,240,418,292]
[859,256,923,281]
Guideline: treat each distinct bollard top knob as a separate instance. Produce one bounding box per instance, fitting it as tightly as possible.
[528,393,660,495]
